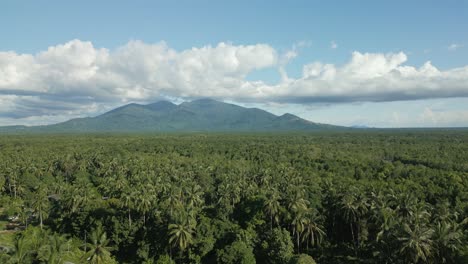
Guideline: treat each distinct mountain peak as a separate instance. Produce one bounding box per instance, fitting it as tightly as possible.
[184,98,221,106]
[145,100,177,111]
[280,113,298,119]
[193,98,219,103]
[0,99,344,133]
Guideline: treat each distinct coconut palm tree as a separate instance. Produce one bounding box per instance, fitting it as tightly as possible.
[168,217,195,259]
[264,190,281,231]
[398,223,434,263]
[135,187,154,225]
[341,191,368,252]
[31,185,49,230]
[302,209,325,251]
[83,225,114,264]
[185,184,204,209]
[164,186,182,218]
[121,188,134,228]
[291,209,307,253]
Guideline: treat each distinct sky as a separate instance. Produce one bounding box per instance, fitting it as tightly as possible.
[1,0,467,128]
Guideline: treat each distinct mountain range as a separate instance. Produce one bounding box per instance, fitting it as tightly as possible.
[0,99,343,133]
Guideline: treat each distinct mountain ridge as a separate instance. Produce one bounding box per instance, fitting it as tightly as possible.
[0,99,344,133]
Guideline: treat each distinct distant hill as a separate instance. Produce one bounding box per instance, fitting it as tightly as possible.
[0,99,344,133]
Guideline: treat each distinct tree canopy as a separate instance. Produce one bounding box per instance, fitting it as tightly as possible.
[0,131,466,263]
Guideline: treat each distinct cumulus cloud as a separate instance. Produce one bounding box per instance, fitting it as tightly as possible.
[1,39,468,125]
[281,52,468,103]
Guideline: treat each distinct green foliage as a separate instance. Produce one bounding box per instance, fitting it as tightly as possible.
[0,131,466,263]
[217,240,256,264]
[291,254,317,264]
[156,254,175,264]
[83,224,115,264]
[263,228,295,264]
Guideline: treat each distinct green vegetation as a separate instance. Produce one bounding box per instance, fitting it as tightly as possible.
[0,131,466,263]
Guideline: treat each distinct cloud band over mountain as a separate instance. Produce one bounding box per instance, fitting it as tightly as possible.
[1,39,468,123]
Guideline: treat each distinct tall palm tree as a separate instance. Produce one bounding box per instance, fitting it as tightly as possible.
[165,186,182,218]
[83,225,113,264]
[168,217,196,258]
[136,187,154,225]
[302,209,325,251]
[32,185,49,230]
[264,190,281,231]
[398,223,434,263]
[370,190,397,242]
[288,195,308,215]
[291,209,307,253]
[121,189,134,228]
[341,191,368,251]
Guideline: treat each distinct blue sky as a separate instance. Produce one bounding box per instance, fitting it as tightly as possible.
[1,0,467,127]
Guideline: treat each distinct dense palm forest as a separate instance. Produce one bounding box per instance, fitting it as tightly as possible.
[0,131,466,263]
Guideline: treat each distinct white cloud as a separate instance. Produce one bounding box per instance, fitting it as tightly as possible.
[330,41,338,49]
[278,41,310,82]
[278,51,468,103]
[1,39,468,126]
[448,43,464,51]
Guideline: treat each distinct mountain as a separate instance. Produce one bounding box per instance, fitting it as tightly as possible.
[0,99,344,133]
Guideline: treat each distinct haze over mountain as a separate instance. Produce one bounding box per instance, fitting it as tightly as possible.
[0,99,341,133]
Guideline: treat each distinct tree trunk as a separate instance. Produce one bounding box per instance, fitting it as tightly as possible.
[270,214,273,231]
[356,218,360,249]
[7,180,12,197]
[350,223,356,256]
[128,208,132,228]
[40,210,43,230]
[297,232,300,253]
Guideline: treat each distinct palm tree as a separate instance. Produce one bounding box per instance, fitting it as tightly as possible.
[264,190,281,231]
[340,191,368,252]
[396,193,418,219]
[9,237,30,264]
[370,190,397,242]
[302,210,325,251]
[217,182,240,218]
[185,184,204,209]
[83,225,113,264]
[41,233,68,264]
[433,220,463,263]
[121,189,134,228]
[136,188,154,225]
[398,223,434,263]
[168,217,196,258]
[32,185,49,230]
[291,209,307,253]
[165,186,182,218]
[288,195,308,215]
